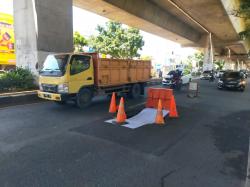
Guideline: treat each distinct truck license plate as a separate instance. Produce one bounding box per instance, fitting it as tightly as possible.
[44,94,51,98]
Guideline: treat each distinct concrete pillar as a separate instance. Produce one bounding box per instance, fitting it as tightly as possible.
[203,33,214,71]
[13,0,73,75]
[236,59,240,71]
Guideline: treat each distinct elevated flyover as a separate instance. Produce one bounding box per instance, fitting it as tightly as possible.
[14,0,250,73]
[74,0,249,61]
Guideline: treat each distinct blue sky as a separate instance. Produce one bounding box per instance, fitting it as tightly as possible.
[0,0,196,64]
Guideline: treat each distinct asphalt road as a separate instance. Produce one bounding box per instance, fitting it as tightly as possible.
[0,80,249,187]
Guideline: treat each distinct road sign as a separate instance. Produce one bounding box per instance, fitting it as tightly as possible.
[188,82,199,98]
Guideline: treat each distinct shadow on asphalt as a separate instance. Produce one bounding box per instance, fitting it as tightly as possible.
[209,110,250,180]
[69,106,198,156]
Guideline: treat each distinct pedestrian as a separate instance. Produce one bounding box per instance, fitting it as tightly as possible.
[159,70,162,78]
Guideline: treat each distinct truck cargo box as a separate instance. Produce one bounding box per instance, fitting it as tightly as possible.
[89,53,151,87]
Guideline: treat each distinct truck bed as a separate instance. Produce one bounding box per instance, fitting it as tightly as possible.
[90,53,151,87]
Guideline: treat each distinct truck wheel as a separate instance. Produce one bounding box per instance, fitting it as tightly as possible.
[76,88,93,108]
[130,83,141,99]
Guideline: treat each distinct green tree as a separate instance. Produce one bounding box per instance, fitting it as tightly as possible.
[89,21,144,59]
[194,52,204,68]
[232,0,250,40]
[214,59,225,70]
[183,62,193,75]
[186,52,204,70]
[73,31,88,52]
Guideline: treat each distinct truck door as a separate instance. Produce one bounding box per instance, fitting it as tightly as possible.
[68,55,94,93]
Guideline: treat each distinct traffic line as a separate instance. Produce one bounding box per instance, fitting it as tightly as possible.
[0,101,47,110]
[245,137,250,187]
[0,90,38,97]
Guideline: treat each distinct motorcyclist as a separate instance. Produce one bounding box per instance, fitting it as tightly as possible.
[209,70,215,82]
[174,69,182,80]
[171,69,182,89]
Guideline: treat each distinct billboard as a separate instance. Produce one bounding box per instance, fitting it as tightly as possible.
[0,13,15,65]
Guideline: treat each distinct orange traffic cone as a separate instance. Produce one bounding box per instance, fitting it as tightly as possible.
[169,95,178,118]
[109,92,117,113]
[116,97,127,123]
[155,99,165,125]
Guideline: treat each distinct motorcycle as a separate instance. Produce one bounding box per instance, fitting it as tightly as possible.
[169,76,183,90]
[209,73,215,82]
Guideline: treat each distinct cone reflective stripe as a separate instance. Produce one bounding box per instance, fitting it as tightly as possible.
[109,92,117,113]
[155,99,164,125]
[169,95,178,118]
[116,97,127,123]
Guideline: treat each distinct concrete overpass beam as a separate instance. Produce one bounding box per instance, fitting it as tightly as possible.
[105,0,202,42]
[74,0,202,45]
[14,0,73,74]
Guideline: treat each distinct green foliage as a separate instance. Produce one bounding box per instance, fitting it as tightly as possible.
[183,62,192,75]
[214,59,225,70]
[232,0,250,40]
[239,29,250,40]
[73,31,88,52]
[194,52,204,68]
[89,21,144,59]
[232,0,250,18]
[191,72,201,76]
[186,52,204,69]
[0,68,36,92]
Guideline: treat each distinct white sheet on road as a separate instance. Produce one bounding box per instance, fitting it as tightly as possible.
[105,108,169,129]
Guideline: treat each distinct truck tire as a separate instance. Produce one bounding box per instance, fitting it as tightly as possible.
[130,83,141,99]
[76,88,93,108]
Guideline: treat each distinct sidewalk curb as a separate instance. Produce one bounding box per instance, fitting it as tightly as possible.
[0,79,162,108]
[0,90,44,108]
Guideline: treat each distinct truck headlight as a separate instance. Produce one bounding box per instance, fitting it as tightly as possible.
[39,83,43,91]
[58,83,69,93]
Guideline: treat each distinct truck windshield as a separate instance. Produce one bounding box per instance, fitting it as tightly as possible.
[40,55,69,76]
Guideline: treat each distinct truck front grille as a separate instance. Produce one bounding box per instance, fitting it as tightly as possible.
[42,84,57,93]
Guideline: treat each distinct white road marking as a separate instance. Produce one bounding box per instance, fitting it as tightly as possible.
[0,90,38,97]
[0,101,47,110]
[245,137,250,187]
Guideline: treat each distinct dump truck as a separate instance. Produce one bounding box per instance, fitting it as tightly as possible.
[38,52,151,108]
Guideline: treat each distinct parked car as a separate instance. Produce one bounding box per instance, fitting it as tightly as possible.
[216,70,226,78]
[217,71,246,91]
[162,70,192,86]
[239,69,248,78]
[200,70,212,80]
